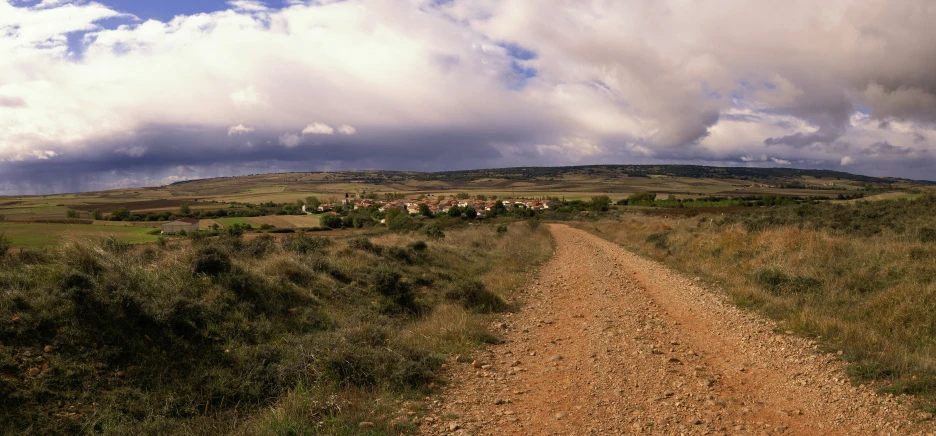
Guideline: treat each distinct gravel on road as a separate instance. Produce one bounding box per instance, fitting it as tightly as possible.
[421,224,930,435]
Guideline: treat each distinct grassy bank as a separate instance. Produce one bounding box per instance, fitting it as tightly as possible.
[572,195,936,406]
[0,221,553,435]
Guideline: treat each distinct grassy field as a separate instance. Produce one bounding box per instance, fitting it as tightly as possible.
[0,218,553,434]
[0,223,159,248]
[570,195,936,407]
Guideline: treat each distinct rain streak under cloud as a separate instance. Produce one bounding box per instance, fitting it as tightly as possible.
[1,0,936,194]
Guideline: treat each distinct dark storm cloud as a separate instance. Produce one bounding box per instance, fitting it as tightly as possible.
[0,124,518,194]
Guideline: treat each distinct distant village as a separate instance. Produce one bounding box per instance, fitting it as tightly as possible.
[304,195,557,217]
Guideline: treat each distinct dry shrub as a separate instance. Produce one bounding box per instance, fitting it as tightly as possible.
[397,304,497,353]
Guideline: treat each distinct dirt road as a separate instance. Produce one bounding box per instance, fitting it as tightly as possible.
[423,224,930,435]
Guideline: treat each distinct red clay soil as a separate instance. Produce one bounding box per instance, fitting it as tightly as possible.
[421,224,930,435]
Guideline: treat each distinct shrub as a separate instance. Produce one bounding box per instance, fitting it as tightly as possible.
[192,245,232,276]
[320,214,342,229]
[753,268,821,295]
[348,238,382,254]
[283,234,332,254]
[244,234,277,257]
[100,236,130,253]
[645,231,670,249]
[0,232,9,257]
[370,265,417,313]
[920,228,936,244]
[422,222,445,240]
[268,228,296,234]
[496,224,508,235]
[408,240,428,251]
[444,279,507,313]
[155,236,169,248]
[259,223,275,230]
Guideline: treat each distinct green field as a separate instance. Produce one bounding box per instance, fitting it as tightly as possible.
[0,223,159,248]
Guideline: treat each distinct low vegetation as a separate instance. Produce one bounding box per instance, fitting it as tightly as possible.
[0,221,553,434]
[573,194,936,406]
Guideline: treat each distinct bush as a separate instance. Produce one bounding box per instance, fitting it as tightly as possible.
[349,238,382,254]
[0,232,9,257]
[244,234,277,257]
[283,234,332,254]
[193,245,232,276]
[920,228,936,244]
[645,231,670,249]
[268,228,296,234]
[320,214,342,229]
[495,224,508,235]
[408,240,428,251]
[444,279,507,313]
[370,265,417,313]
[422,222,445,240]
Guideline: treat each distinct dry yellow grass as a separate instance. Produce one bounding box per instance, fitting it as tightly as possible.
[574,214,936,403]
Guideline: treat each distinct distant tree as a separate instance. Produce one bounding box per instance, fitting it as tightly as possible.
[91,209,103,220]
[447,206,462,218]
[627,192,657,205]
[295,199,305,207]
[490,200,507,217]
[476,194,487,201]
[438,195,446,202]
[455,192,471,200]
[110,208,131,221]
[179,203,191,216]
[464,206,478,219]
[417,194,426,201]
[66,209,80,219]
[418,203,433,218]
[305,196,321,210]
[589,195,612,212]
[0,214,5,221]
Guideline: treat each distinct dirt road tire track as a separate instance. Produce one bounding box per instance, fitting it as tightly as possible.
[422,224,930,435]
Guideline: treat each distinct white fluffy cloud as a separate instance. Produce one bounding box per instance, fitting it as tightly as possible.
[302,123,335,135]
[227,124,255,135]
[1,0,936,193]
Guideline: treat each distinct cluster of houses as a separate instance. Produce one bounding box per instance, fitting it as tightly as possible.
[305,197,556,217]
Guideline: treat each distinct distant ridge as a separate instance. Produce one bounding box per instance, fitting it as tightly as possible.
[168,164,933,186]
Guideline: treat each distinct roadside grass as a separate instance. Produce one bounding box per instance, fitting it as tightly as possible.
[571,195,936,407]
[0,221,553,435]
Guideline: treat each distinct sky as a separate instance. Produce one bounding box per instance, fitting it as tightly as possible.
[2,0,936,194]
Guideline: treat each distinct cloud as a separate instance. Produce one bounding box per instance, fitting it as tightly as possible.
[840,156,854,166]
[2,0,936,193]
[227,124,255,135]
[278,133,301,148]
[115,145,146,158]
[0,96,26,108]
[302,123,335,135]
[771,157,791,165]
[227,1,268,12]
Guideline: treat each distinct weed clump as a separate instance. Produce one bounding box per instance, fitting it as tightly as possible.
[753,268,821,295]
[645,231,670,249]
[444,279,507,313]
